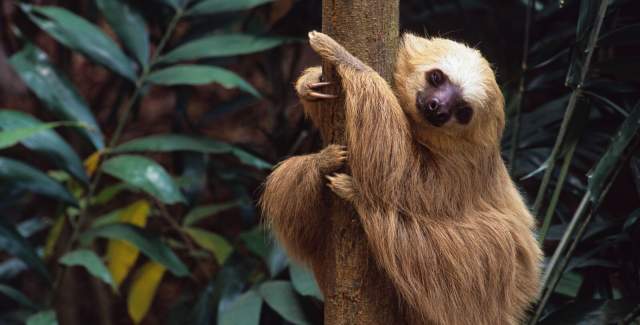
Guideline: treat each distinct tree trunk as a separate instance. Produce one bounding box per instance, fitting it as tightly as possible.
[317,1,402,324]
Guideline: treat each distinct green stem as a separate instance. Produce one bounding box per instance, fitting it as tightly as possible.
[508,0,535,174]
[49,7,185,305]
[538,140,577,243]
[531,0,610,216]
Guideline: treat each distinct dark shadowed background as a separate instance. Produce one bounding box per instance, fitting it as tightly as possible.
[0,0,639,324]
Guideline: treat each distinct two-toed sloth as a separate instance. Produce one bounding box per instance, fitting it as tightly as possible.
[260,31,542,324]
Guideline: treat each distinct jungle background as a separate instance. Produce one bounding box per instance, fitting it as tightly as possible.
[0,0,639,324]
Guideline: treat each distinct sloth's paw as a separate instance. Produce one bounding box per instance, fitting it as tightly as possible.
[318,144,347,173]
[295,66,337,101]
[326,173,355,202]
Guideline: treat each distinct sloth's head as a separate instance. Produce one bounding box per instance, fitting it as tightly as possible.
[395,33,505,150]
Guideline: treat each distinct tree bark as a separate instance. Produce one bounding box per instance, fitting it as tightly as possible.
[317,1,402,324]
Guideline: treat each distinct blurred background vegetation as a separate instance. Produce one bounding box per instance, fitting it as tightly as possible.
[0,0,638,324]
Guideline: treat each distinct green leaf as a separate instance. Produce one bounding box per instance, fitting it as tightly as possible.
[101,155,185,204]
[553,271,583,298]
[258,281,310,325]
[0,110,88,183]
[183,202,238,226]
[187,0,274,15]
[0,217,49,281]
[588,102,640,200]
[147,65,260,97]
[59,249,115,290]
[81,224,189,277]
[26,310,58,325]
[0,283,38,310]
[21,4,136,80]
[112,134,271,169]
[159,34,289,63]
[183,227,232,264]
[218,290,262,325]
[156,0,182,9]
[289,262,323,301]
[9,44,104,149]
[0,157,77,206]
[96,0,149,66]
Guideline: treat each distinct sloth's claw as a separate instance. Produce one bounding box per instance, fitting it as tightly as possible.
[308,91,338,99]
[308,81,332,89]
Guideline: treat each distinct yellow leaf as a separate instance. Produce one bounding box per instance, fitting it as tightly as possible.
[44,215,66,258]
[106,200,150,289]
[184,227,232,264]
[127,261,166,324]
[84,150,102,176]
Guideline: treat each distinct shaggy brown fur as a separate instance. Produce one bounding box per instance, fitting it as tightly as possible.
[260,31,542,324]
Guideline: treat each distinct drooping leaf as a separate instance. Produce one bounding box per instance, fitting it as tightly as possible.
[147,65,260,97]
[218,290,262,325]
[82,224,189,277]
[0,157,77,206]
[112,134,271,169]
[101,155,186,204]
[289,262,323,301]
[588,102,640,200]
[105,200,150,288]
[159,34,289,63]
[127,262,166,324]
[96,0,149,66]
[21,4,136,80]
[26,310,57,325]
[0,283,38,310]
[187,0,274,15]
[183,202,238,226]
[183,227,232,264]
[0,110,88,183]
[59,249,115,290]
[258,281,310,325]
[43,215,65,259]
[9,44,104,149]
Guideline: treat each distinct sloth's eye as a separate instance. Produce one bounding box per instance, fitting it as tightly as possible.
[428,69,444,87]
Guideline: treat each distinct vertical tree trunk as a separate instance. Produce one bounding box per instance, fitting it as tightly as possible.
[316,1,401,324]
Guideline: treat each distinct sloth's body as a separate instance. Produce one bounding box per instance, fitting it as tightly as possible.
[261,32,542,324]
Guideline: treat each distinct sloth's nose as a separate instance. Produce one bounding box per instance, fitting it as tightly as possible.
[419,84,463,127]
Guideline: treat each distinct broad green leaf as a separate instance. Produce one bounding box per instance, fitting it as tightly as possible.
[554,271,583,298]
[91,183,135,206]
[0,217,49,281]
[101,155,186,204]
[112,134,271,169]
[184,227,232,264]
[26,310,58,325]
[588,103,640,200]
[147,65,260,97]
[239,227,287,276]
[0,283,38,310]
[289,262,323,300]
[0,110,88,183]
[0,157,77,206]
[105,200,150,288]
[183,202,238,226]
[81,224,189,277]
[258,281,310,325]
[59,249,115,290]
[9,44,104,149]
[218,290,262,325]
[187,0,274,15]
[21,4,136,80]
[127,261,166,324]
[159,34,289,63]
[96,0,149,66]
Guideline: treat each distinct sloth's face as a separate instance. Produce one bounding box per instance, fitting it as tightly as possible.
[395,34,505,147]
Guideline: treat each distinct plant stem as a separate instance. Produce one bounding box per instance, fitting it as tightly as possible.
[49,7,185,305]
[531,0,610,216]
[508,0,535,174]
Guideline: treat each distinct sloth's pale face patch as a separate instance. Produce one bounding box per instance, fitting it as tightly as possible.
[395,34,503,143]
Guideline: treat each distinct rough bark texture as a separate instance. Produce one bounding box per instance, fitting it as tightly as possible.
[318,1,402,324]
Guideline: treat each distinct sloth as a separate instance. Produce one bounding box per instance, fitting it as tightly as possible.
[260,31,542,325]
